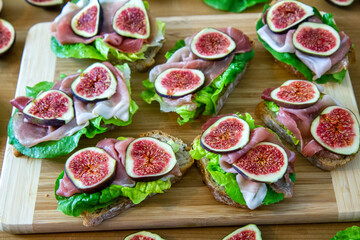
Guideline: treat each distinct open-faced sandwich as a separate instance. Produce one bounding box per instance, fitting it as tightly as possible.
[141,27,254,125]
[203,0,268,13]
[257,0,353,83]
[9,62,138,158]
[51,0,165,71]
[256,79,360,170]
[190,113,295,210]
[55,130,193,226]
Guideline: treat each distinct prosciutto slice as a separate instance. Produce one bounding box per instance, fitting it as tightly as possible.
[56,137,181,198]
[51,0,157,54]
[10,62,130,147]
[236,174,267,210]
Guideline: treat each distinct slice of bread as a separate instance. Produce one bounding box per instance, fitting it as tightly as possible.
[255,101,357,170]
[194,136,247,209]
[81,130,194,227]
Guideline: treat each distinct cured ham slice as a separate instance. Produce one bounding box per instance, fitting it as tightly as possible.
[257,25,296,53]
[51,0,157,54]
[236,174,267,210]
[56,137,181,197]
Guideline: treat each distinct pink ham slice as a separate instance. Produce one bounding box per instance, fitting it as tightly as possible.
[10,62,130,147]
[51,0,157,54]
[56,138,182,197]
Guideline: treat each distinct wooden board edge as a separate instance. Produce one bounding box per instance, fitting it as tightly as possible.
[0,22,56,233]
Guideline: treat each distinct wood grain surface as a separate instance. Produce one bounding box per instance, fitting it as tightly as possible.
[0,0,360,239]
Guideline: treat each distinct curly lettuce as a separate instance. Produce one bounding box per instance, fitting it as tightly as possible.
[189,113,295,206]
[203,0,268,13]
[331,226,360,240]
[55,139,181,217]
[8,64,139,159]
[257,4,347,84]
[51,19,166,62]
[141,39,254,125]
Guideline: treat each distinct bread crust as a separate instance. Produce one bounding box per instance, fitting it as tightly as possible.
[255,101,357,171]
[81,130,194,227]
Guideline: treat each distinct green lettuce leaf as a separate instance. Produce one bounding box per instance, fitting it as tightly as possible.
[55,171,172,217]
[51,19,165,62]
[141,47,254,125]
[190,119,296,207]
[264,100,300,146]
[331,226,360,240]
[203,0,268,13]
[256,4,347,84]
[8,64,138,158]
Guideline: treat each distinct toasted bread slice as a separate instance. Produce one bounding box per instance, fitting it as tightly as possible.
[255,101,357,170]
[81,130,194,227]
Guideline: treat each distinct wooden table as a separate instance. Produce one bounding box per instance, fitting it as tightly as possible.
[0,0,359,238]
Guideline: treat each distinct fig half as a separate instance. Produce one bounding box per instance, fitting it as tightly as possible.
[25,0,63,7]
[293,22,341,57]
[22,90,74,126]
[125,137,177,179]
[328,0,354,7]
[270,80,320,109]
[266,0,314,33]
[0,19,15,55]
[311,106,360,155]
[124,231,165,240]
[190,28,236,60]
[154,68,205,99]
[112,0,150,39]
[65,147,117,193]
[232,142,288,183]
[223,224,262,240]
[71,0,102,38]
[200,116,250,154]
[71,62,117,102]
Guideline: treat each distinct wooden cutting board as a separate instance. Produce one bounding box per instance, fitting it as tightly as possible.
[1,13,359,234]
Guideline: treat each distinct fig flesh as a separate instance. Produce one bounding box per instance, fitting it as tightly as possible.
[112,0,150,39]
[71,62,117,102]
[25,0,63,7]
[266,0,314,33]
[65,147,117,193]
[223,224,262,240]
[232,142,288,183]
[311,106,360,155]
[190,28,236,60]
[71,0,102,38]
[124,231,165,240]
[22,90,74,126]
[270,80,320,109]
[0,19,15,54]
[328,0,354,7]
[293,22,341,57]
[200,116,250,154]
[154,68,205,99]
[125,137,177,179]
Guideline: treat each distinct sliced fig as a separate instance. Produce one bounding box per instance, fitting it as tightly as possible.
[124,231,165,240]
[25,0,63,7]
[190,28,236,60]
[65,147,117,193]
[200,116,250,154]
[311,106,360,155]
[266,0,314,33]
[71,62,117,102]
[293,22,341,57]
[0,19,15,55]
[71,0,102,38]
[22,90,74,126]
[125,137,177,179]
[328,0,354,7]
[232,142,288,183]
[154,68,205,99]
[112,0,150,39]
[223,224,262,240]
[270,80,320,108]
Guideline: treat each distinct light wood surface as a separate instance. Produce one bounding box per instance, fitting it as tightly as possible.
[0,0,360,239]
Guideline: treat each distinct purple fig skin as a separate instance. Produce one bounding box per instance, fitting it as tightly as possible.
[271,97,320,109]
[155,82,204,99]
[23,114,66,126]
[200,140,243,154]
[64,160,117,194]
[25,0,63,8]
[326,0,354,7]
